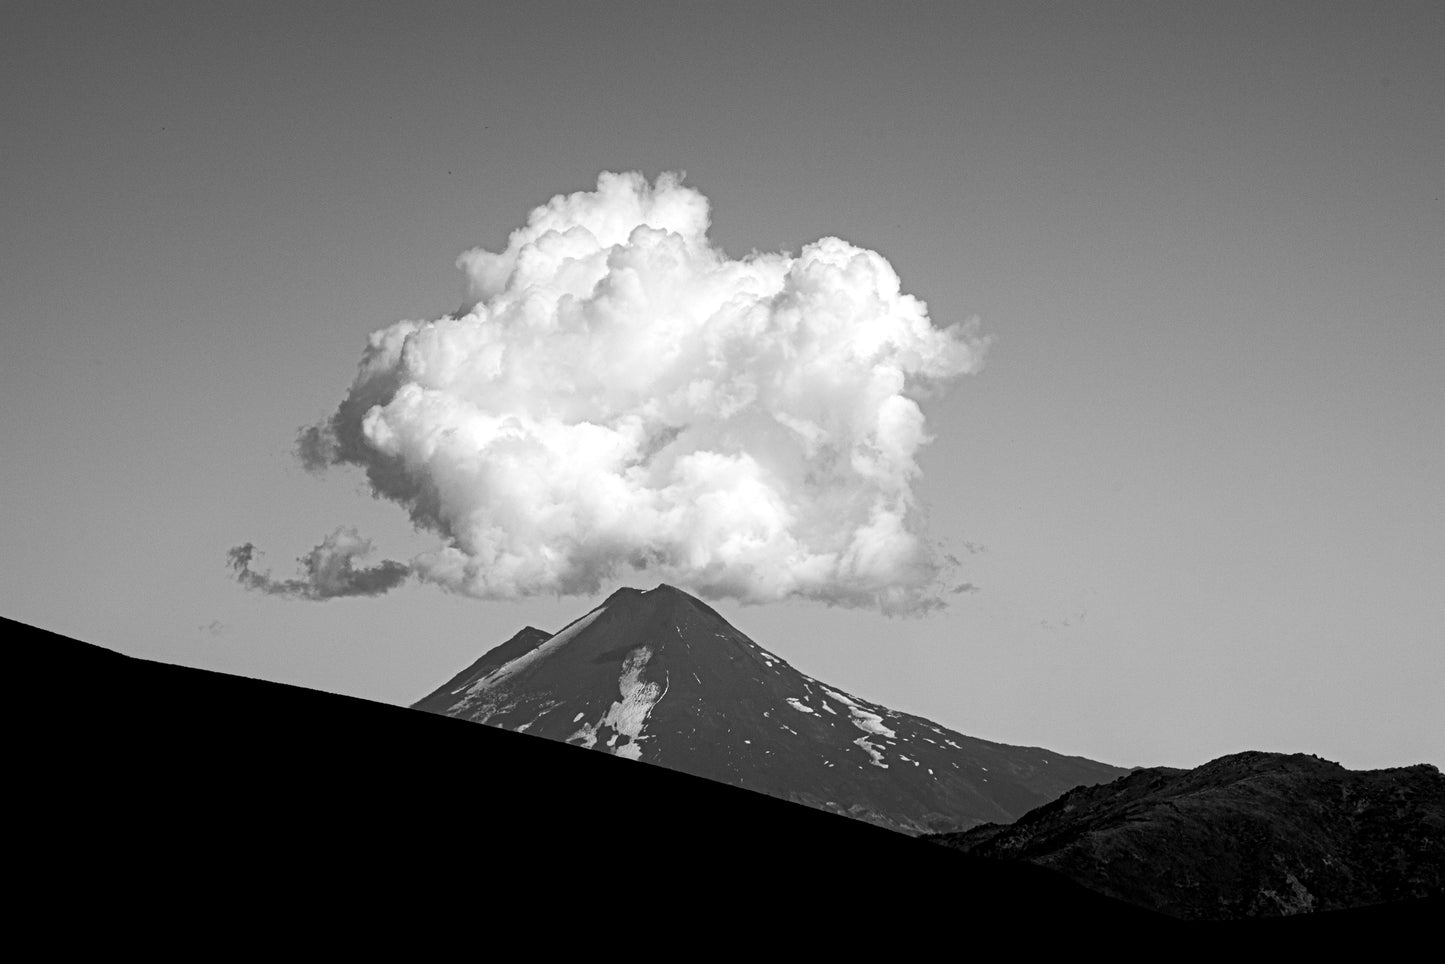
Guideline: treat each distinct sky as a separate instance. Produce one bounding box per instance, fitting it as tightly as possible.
[2,0,1441,770]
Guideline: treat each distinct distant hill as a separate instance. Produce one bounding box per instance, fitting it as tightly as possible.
[929,750,1445,919]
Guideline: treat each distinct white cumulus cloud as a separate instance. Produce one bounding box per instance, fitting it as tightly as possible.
[291,172,988,613]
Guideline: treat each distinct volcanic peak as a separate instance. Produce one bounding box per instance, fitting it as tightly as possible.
[413,582,1131,835]
[590,583,734,636]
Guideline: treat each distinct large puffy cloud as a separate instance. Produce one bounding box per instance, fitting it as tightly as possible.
[289,172,988,613]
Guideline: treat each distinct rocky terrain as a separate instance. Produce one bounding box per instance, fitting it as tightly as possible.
[930,750,1445,919]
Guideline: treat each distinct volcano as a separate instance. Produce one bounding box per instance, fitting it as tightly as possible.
[414,584,1126,834]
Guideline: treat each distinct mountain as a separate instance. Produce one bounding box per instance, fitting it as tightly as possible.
[929,750,1445,919]
[413,583,1127,834]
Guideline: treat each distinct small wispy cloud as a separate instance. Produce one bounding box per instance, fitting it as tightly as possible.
[227,528,410,600]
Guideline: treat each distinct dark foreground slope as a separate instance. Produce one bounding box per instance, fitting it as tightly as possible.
[931,751,1445,920]
[13,617,1436,948]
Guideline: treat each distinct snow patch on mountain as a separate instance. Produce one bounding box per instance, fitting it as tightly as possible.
[854,737,888,768]
[847,707,895,739]
[567,645,667,760]
[786,698,815,715]
[822,686,897,740]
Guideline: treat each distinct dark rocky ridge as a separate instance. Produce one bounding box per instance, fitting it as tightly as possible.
[930,750,1445,919]
[413,583,1127,834]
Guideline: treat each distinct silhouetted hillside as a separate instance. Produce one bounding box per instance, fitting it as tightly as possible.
[13,617,1437,948]
[931,750,1445,919]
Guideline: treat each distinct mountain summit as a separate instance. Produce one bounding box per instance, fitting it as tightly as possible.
[413,584,1126,834]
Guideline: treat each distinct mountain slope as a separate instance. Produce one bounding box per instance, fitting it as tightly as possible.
[413,583,1126,834]
[929,750,1445,918]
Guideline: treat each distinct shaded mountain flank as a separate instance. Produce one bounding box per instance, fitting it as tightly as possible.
[413,584,1127,834]
[930,750,1445,920]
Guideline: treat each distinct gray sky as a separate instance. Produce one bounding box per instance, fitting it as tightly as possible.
[3,0,1440,769]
